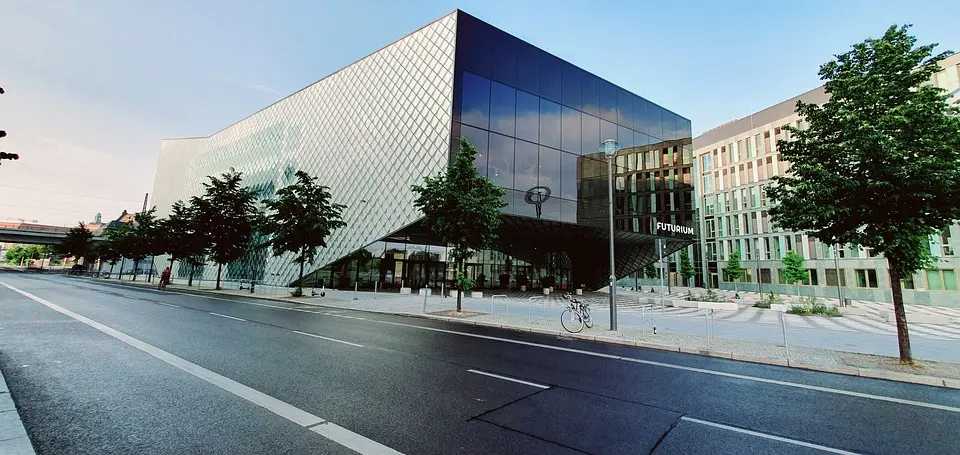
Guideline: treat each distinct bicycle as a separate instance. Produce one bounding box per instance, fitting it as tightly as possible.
[560,293,592,333]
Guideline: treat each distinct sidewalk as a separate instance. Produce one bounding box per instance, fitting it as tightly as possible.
[86,277,960,388]
[0,367,36,455]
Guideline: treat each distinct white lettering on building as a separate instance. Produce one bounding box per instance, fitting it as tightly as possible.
[656,222,694,235]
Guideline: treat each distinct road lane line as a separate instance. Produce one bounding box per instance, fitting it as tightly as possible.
[373,320,960,414]
[291,330,364,348]
[0,281,403,455]
[209,312,246,322]
[156,302,179,307]
[467,369,549,389]
[680,417,861,454]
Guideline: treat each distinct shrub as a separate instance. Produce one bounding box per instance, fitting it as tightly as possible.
[692,289,727,303]
[754,293,783,309]
[290,288,303,297]
[787,297,841,316]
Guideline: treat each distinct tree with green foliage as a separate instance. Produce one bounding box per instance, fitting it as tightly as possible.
[679,249,695,286]
[129,208,163,281]
[161,199,207,286]
[194,168,260,290]
[766,25,960,362]
[723,250,744,294]
[261,170,346,297]
[3,245,28,265]
[781,250,808,298]
[411,137,507,312]
[101,225,130,277]
[57,222,94,268]
[643,263,658,280]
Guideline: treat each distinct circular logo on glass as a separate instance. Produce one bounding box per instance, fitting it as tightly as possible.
[524,186,552,219]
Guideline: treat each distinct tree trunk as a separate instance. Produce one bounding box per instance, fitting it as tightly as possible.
[109,262,115,277]
[133,259,139,281]
[188,263,195,287]
[216,263,223,290]
[888,264,913,363]
[298,256,305,295]
[456,258,463,312]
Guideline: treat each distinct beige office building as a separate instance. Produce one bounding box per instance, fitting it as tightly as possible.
[692,53,960,307]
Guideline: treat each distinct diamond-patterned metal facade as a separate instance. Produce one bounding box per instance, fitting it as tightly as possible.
[151,12,458,284]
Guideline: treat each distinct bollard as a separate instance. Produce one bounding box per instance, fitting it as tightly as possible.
[353,282,358,300]
[423,287,428,313]
[705,309,710,345]
[374,281,378,294]
[641,307,645,340]
[780,311,790,360]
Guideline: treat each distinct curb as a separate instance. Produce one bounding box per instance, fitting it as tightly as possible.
[78,277,960,390]
[0,368,37,455]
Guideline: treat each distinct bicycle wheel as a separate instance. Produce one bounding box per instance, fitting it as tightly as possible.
[561,309,584,333]
[582,307,593,328]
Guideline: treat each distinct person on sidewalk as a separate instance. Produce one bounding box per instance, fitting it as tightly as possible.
[159,267,171,290]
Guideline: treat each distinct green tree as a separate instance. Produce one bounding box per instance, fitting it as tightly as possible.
[128,208,163,281]
[781,250,808,298]
[679,249,695,286]
[57,222,93,267]
[723,250,744,293]
[261,170,346,297]
[411,137,507,311]
[643,262,658,280]
[101,224,131,277]
[4,245,27,265]
[194,168,260,290]
[161,199,207,286]
[766,25,960,362]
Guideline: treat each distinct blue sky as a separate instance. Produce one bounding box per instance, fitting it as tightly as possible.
[0,0,957,225]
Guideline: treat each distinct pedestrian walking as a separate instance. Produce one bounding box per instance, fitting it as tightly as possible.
[159,267,171,290]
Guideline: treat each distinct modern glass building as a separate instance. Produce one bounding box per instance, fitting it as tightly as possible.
[151,10,694,291]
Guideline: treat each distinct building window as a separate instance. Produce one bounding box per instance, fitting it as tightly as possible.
[807,237,818,260]
[855,269,879,288]
[760,268,772,284]
[897,271,916,290]
[749,212,758,234]
[825,269,847,287]
[926,269,958,291]
[806,269,819,286]
[764,237,772,260]
[702,153,713,172]
[941,228,955,256]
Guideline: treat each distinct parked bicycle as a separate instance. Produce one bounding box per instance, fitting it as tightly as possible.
[561,293,592,333]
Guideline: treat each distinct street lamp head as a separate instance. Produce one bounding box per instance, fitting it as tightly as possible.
[599,139,619,158]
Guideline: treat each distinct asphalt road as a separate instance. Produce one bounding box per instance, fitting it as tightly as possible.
[1,271,959,454]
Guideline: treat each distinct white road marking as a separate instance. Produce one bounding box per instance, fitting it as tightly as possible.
[209,312,246,322]
[373,320,960,414]
[467,369,549,389]
[680,417,861,454]
[0,281,402,455]
[155,302,179,308]
[292,330,364,348]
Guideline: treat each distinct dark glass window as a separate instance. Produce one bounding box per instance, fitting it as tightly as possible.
[490,82,516,136]
[561,151,578,200]
[618,125,635,150]
[635,131,651,148]
[460,124,489,176]
[516,90,539,143]
[516,43,540,95]
[617,88,634,128]
[600,119,617,145]
[514,139,539,192]
[663,111,679,141]
[635,97,651,136]
[490,34,517,86]
[539,98,561,149]
[649,105,664,140]
[599,80,617,122]
[539,146,562,195]
[678,117,692,141]
[561,106,581,154]
[458,18,491,77]
[461,72,490,129]
[581,112,600,157]
[488,133,515,189]
[539,53,561,103]
[560,62,581,110]
[581,73,600,117]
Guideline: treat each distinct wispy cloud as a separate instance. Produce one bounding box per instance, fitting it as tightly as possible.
[227,77,283,96]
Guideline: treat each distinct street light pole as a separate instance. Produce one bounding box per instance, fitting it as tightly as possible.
[834,244,844,306]
[756,238,762,296]
[601,139,620,331]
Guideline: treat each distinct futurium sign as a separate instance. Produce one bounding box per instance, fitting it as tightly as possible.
[656,221,694,235]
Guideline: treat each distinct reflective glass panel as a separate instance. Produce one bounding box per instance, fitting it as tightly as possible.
[618,125,635,149]
[514,139,539,192]
[460,124,489,176]
[561,106,581,154]
[490,34,517,86]
[617,88,634,128]
[538,146,562,195]
[581,73,600,117]
[461,72,490,129]
[581,112,599,157]
[539,98,561,149]
[635,97,652,136]
[561,151,578,200]
[599,80,617,122]
[600,119,617,145]
[560,62,581,110]
[516,43,540,95]
[516,90,539,143]
[649,105,664,140]
[539,53,561,103]
[490,81,516,136]
[488,133,515,189]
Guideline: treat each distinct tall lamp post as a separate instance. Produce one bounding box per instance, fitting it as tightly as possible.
[600,139,620,330]
[755,238,762,296]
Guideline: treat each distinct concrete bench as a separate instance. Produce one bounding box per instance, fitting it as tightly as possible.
[838,306,868,316]
[697,301,738,311]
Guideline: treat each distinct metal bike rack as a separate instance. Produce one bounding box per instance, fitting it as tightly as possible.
[490,294,507,315]
[527,296,544,321]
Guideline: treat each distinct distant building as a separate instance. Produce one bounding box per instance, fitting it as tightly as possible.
[691,53,960,306]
